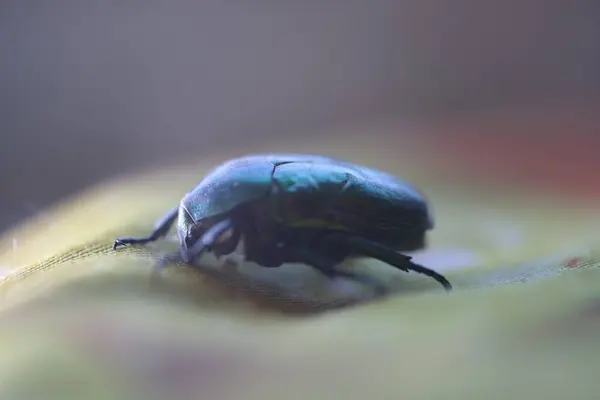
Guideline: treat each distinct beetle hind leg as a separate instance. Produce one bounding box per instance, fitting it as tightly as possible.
[113,206,179,250]
[329,234,452,291]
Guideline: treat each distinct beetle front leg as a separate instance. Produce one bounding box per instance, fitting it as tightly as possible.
[113,205,179,250]
[181,218,236,263]
[325,233,452,291]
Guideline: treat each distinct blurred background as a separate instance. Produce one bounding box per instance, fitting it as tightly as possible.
[1,0,599,232]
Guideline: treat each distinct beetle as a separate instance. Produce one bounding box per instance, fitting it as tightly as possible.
[113,154,452,292]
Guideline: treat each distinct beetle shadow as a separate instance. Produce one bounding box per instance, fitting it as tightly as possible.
[143,250,448,316]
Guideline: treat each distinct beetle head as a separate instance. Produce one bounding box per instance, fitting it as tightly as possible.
[177,206,238,263]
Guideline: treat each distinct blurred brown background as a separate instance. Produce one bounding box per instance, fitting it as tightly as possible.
[1,0,599,232]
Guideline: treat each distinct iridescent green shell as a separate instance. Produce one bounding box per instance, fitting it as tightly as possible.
[180,153,433,244]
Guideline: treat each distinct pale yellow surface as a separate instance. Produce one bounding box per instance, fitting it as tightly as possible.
[1,131,599,399]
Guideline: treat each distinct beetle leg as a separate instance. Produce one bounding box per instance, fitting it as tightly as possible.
[211,225,242,257]
[113,205,179,250]
[290,247,388,295]
[181,218,234,263]
[328,234,452,291]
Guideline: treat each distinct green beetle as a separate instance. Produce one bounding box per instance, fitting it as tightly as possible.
[113,154,452,292]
